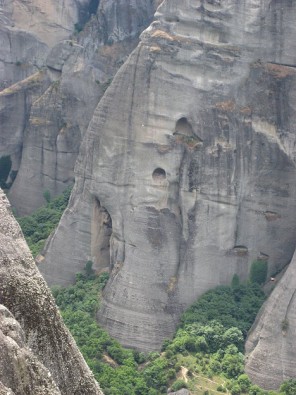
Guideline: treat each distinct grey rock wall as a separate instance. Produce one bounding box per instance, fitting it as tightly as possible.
[0,189,103,395]
[0,305,61,395]
[245,247,296,390]
[0,1,49,177]
[41,0,296,354]
[10,0,93,47]
[96,0,158,44]
[2,0,157,214]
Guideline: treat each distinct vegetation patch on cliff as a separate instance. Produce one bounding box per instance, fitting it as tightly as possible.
[17,186,72,256]
[51,268,285,395]
[16,190,294,394]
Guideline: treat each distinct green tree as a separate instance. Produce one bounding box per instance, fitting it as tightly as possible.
[43,189,51,203]
[181,284,265,337]
[170,379,188,391]
[84,260,95,278]
[248,384,265,395]
[222,327,244,350]
[18,186,72,256]
[231,383,241,395]
[196,336,208,352]
[249,260,268,285]
[50,268,269,395]
[221,350,244,379]
[280,379,296,395]
[143,358,168,389]
[237,374,251,392]
[231,274,240,288]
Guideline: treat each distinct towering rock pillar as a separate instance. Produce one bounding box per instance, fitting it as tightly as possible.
[42,0,296,351]
[245,247,296,389]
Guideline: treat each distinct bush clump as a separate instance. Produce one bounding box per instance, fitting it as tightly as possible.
[18,186,72,256]
[170,379,188,392]
[249,260,268,285]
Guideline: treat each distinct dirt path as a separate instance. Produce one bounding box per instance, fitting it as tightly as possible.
[180,366,230,394]
[180,366,188,383]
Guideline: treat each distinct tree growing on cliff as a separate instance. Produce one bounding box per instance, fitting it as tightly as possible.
[280,379,296,395]
[249,260,268,285]
[84,260,95,279]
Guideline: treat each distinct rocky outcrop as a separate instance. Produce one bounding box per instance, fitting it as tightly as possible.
[10,0,95,47]
[2,0,157,214]
[245,247,296,390]
[0,189,103,395]
[0,1,49,180]
[41,0,296,352]
[95,0,160,44]
[0,305,61,395]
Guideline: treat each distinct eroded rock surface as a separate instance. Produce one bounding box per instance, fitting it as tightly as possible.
[2,0,157,214]
[0,189,103,395]
[0,1,49,180]
[10,0,94,47]
[245,248,296,389]
[41,0,296,353]
[0,305,61,395]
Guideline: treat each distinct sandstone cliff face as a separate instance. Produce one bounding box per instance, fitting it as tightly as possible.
[0,189,103,395]
[10,0,93,47]
[41,0,296,353]
[245,250,296,389]
[96,0,159,44]
[0,1,49,178]
[1,0,157,214]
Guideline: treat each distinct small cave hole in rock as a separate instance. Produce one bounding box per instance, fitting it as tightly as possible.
[174,117,194,136]
[152,168,166,181]
[258,252,269,261]
[233,245,248,256]
[174,117,202,148]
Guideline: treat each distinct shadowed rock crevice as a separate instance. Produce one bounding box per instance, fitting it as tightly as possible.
[91,197,112,272]
[77,0,101,29]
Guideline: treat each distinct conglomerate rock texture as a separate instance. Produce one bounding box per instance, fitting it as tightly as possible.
[0,305,61,395]
[0,189,103,395]
[0,0,157,215]
[41,0,296,357]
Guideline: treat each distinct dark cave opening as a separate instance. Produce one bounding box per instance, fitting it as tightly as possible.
[174,117,194,136]
[77,0,100,30]
[152,168,166,181]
